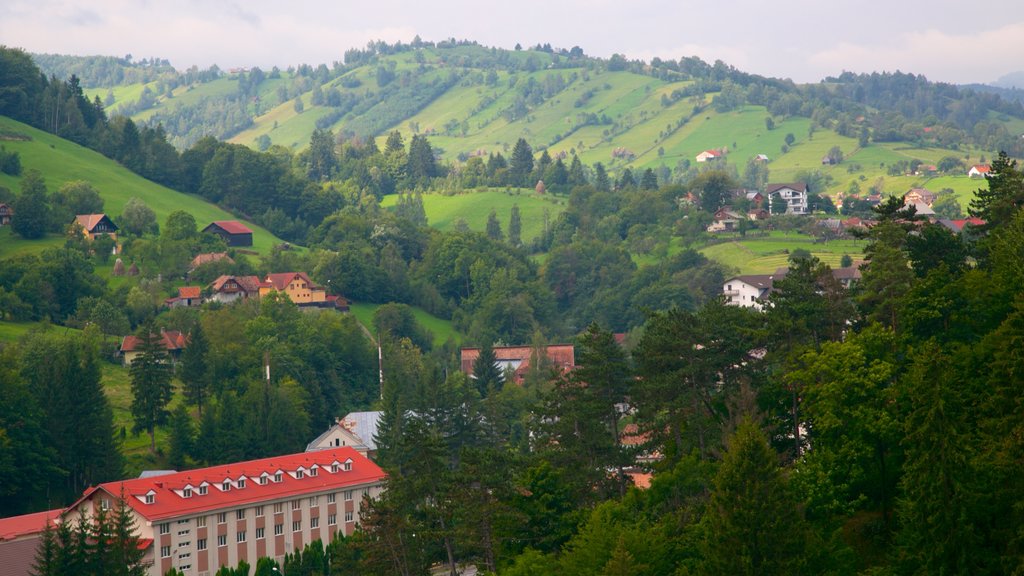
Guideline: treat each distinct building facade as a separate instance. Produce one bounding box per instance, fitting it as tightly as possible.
[65,447,385,576]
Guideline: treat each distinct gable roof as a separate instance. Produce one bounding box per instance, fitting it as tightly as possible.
[210,275,262,294]
[74,213,117,232]
[726,274,775,290]
[263,272,319,291]
[460,344,575,383]
[69,447,385,522]
[120,330,188,353]
[339,411,383,451]
[190,252,234,269]
[178,286,201,299]
[205,220,252,235]
[0,509,62,540]
[765,182,808,194]
[970,164,991,173]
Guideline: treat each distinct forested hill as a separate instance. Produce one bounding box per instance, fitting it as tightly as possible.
[35,39,1024,163]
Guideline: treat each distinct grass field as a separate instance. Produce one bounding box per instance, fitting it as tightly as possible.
[381,188,568,245]
[348,302,462,347]
[0,116,287,257]
[698,231,868,274]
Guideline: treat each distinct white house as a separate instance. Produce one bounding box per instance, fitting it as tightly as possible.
[968,164,991,178]
[696,149,724,162]
[723,275,776,311]
[765,182,809,215]
[707,208,746,233]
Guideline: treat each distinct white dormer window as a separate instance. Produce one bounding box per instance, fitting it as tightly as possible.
[310,466,318,477]
[222,481,230,492]
[237,478,246,489]
[145,493,155,504]
[259,475,268,485]
[274,472,283,483]
[183,487,192,498]
[331,463,339,473]
[343,460,352,472]
[199,484,208,495]
[296,470,305,480]
[101,498,112,510]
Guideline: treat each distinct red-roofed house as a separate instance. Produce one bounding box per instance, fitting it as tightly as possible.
[202,221,253,247]
[165,286,202,309]
[0,203,12,226]
[209,275,262,304]
[120,330,188,366]
[74,213,119,240]
[0,509,63,576]
[696,149,723,162]
[259,272,328,306]
[460,344,575,385]
[969,164,991,178]
[63,447,385,576]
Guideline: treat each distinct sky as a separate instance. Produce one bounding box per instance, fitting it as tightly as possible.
[3,0,1023,85]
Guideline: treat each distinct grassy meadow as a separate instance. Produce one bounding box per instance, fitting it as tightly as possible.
[348,301,462,347]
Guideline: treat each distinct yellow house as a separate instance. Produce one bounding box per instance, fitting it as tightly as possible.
[259,272,327,305]
[74,213,118,240]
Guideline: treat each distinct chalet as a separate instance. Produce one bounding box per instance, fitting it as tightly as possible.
[202,220,253,247]
[189,252,234,271]
[765,183,809,215]
[460,344,576,385]
[0,203,12,226]
[755,154,770,162]
[208,275,262,304]
[707,208,745,232]
[724,265,863,310]
[306,414,380,459]
[696,149,724,162]
[165,286,202,309]
[968,164,991,178]
[903,188,937,206]
[119,329,188,366]
[0,509,63,576]
[62,447,385,576]
[259,272,327,304]
[74,213,118,240]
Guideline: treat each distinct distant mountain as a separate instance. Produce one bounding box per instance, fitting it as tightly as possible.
[993,71,1024,89]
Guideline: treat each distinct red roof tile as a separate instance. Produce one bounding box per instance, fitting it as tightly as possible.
[0,509,62,540]
[178,286,201,299]
[72,447,384,522]
[120,330,188,353]
[460,344,575,383]
[263,272,318,291]
[209,220,253,235]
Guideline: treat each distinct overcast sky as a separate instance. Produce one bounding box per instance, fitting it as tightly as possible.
[3,0,1022,85]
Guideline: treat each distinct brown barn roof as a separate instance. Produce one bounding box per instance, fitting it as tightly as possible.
[207,220,252,235]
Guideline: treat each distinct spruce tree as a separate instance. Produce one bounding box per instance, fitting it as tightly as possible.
[510,138,534,187]
[178,322,210,416]
[508,204,522,247]
[472,341,503,397]
[129,323,174,453]
[485,209,503,242]
[167,404,195,468]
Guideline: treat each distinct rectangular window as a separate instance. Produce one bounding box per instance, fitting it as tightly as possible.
[310,467,318,477]
[296,470,305,479]
[274,472,282,483]
[331,463,339,473]
[273,503,283,514]
[291,500,300,510]
[161,546,171,558]
[159,523,170,535]
[178,552,191,560]
[236,509,245,520]
[145,494,155,504]
[179,565,191,572]
[309,496,319,506]
[274,523,283,536]
[179,542,190,548]
[345,511,353,523]
[327,493,336,504]
[217,513,226,524]
[328,514,337,526]
[196,517,207,528]
[178,529,190,536]
[197,539,207,551]
[222,481,230,492]
[343,461,352,471]
[311,517,319,528]
[217,535,227,547]
[199,485,208,495]
[183,488,192,498]
[255,506,264,517]
[344,490,353,501]
[101,498,111,510]
[292,521,301,532]
[236,531,246,543]
[259,476,268,485]
[237,478,246,489]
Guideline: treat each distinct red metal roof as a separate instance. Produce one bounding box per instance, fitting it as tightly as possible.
[0,509,61,541]
[262,272,317,291]
[460,344,575,383]
[73,447,385,522]
[208,220,253,235]
[120,330,187,353]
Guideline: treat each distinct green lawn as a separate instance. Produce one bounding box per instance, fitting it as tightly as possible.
[381,188,568,245]
[348,302,461,347]
[0,116,287,256]
[699,231,868,274]
[0,227,66,258]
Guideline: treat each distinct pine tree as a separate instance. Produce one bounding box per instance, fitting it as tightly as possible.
[568,154,586,186]
[471,341,504,397]
[129,323,174,453]
[178,322,209,416]
[593,162,610,192]
[639,167,658,190]
[485,209,503,242]
[110,488,150,576]
[702,419,808,575]
[167,404,195,468]
[508,204,522,247]
[510,138,534,187]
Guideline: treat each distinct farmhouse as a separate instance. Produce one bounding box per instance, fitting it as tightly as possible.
[62,447,385,576]
[460,344,575,385]
[723,265,863,310]
[119,329,188,366]
[209,275,262,304]
[165,286,202,309]
[74,213,118,240]
[765,183,809,215]
[0,203,12,226]
[259,272,328,306]
[903,188,937,206]
[202,220,253,247]
[707,208,746,233]
[968,164,991,178]
[696,149,724,162]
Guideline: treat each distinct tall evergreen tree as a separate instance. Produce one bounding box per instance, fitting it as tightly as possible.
[471,341,504,397]
[167,404,195,468]
[485,209,503,242]
[407,134,438,186]
[639,167,658,190]
[12,169,50,239]
[508,204,522,247]
[510,138,534,187]
[178,322,210,416]
[129,323,174,453]
[593,162,611,192]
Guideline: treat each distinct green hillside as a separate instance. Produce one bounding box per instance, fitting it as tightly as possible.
[0,116,287,254]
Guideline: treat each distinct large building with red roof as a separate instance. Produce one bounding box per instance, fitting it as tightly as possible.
[63,446,385,576]
[460,344,575,385]
[0,509,63,576]
[202,221,253,247]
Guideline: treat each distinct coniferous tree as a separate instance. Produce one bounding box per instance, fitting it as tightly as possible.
[129,323,174,453]
[167,404,194,468]
[471,341,503,397]
[593,162,611,192]
[508,204,522,248]
[510,138,534,187]
[178,322,210,416]
[485,209,503,242]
